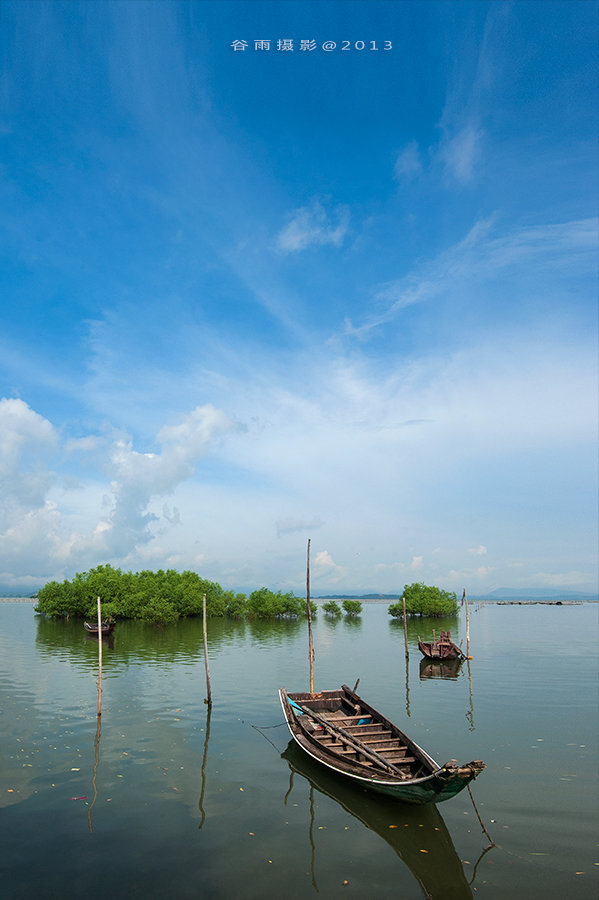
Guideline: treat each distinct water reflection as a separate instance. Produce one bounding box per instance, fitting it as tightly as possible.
[34,614,307,671]
[198,705,212,830]
[419,658,463,680]
[87,716,102,834]
[34,615,242,670]
[84,633,115,650]
[282,741,473,900]
[466,660,475,732]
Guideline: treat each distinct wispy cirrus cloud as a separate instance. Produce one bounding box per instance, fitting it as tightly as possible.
[276,516,324,537]
[343,215,597,339]
[276,199,350,253]
[393,140,422,183]
[437,121,485,184]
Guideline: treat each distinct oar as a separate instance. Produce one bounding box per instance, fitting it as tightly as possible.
[295,702,409,778]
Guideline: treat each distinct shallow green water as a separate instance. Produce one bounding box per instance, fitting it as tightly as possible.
[1,601,597,899]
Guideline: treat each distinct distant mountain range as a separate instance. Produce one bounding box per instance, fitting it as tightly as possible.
[1,585,597,602]
[314,588,598,602]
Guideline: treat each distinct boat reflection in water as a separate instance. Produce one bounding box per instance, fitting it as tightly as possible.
[282,740,473,900]
[419,657,463,681]
[84,633,115,650]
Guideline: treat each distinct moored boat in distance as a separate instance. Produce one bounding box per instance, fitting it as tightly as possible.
[418,630,464,660]
[279,683,484,804]
[84,621,115,635]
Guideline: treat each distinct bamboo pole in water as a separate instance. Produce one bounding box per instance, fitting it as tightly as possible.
[96,596,102,717]
[463,588,472,659]
[402,595,409,660]
[202,594,212,707]
[306,539,314,694]
[404,651,411,718]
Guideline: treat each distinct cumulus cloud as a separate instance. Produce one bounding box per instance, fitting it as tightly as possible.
[313,549,346,583]
[0,398,57,524]
[276,199,350,253]
[448,565,495,582]
[468,545,488,556]
[0,400,235,581]
[98,404,235,554]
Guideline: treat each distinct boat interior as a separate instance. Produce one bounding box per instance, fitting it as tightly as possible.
[286,688,424,776]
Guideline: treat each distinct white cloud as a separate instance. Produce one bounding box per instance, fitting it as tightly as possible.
[276,516,324,537]
[0,398,57,526]
[97,404,235,554]
[438,122,484,184]
[448,566,495,583]
[313,549,346,583]
[0,401,235,580]
[344,215,596,339]
[276,199,350,253]
[469,545,488,556]
[393,141,422,182]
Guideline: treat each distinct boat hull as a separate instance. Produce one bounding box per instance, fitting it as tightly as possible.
[418,634,463,660]
[84,622,115,635]
[279,685,484,805]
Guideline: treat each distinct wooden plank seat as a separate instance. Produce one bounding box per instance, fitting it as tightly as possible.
[343,724,387,736]
[325,715,370,724]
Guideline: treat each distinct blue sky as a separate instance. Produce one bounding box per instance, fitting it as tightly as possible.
[1,0,597,596]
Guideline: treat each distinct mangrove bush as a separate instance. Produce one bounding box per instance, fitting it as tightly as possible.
[388,583,459,618]
[34,565,309,625]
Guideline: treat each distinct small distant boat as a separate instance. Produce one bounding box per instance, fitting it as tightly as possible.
[418,630,464,660]
[279,683,484,804]
[84,621,115,635]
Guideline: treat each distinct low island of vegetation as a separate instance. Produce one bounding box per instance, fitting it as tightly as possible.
[34,564,313,624]
[321,599,363,617]
[388,583,459,618]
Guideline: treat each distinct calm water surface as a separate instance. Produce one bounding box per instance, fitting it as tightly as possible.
[1,601,597,899]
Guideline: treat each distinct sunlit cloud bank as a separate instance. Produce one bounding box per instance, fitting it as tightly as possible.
[0,308,596,595]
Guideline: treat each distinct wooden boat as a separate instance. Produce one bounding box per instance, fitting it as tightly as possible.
[279,683,484,804]
[84,621,115,635]
[418,630,464,660]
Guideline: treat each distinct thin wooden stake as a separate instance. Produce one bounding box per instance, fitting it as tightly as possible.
[402,595,409,661]
[405,650,411,718]
[306,539,315,694]
[463,588,472,659]
[96,596,102,718]
[202,594,212,707]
